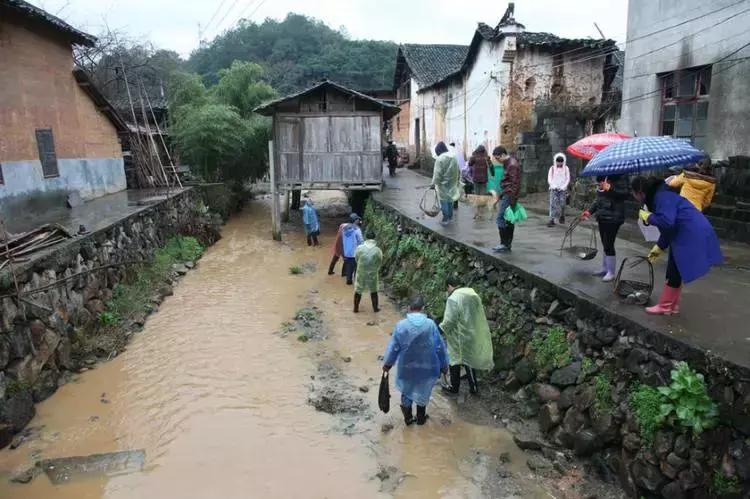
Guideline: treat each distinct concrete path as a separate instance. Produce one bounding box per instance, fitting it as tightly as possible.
[375,168,750,369]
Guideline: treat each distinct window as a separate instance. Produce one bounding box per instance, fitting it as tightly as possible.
[35,128,59,178]
[660,66,711,150]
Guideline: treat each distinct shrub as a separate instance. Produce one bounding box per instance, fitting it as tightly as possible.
[658,362,718,434]
[629,383,663,446]
[289,266,304,275]
[712,472,740,497]
[593,373,613,418]
[98,311,120,327]
[529,326,571,370]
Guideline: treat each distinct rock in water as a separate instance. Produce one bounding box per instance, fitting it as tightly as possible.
[38,450,146,484]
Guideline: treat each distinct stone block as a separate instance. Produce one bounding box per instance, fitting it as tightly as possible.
[539,402,562,433]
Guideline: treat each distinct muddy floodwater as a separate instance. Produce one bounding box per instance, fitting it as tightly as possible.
[0,199,555,498]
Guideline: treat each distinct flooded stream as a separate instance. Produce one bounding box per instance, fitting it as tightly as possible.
[0,198,554,498]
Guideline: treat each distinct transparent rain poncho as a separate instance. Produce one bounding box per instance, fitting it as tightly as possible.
[432,153,461,202]
[439,288,494,371]
[354,240,382,293]
[383,313,449,406]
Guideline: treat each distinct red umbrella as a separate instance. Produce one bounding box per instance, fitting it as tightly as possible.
[566,133,632,160]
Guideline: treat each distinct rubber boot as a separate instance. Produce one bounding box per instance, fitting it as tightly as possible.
[559,215,566,225]
[441,365,461,395]
[591,256,607,277]
[416,406,429,425]
[400,405,414,426]
[371,292,380,313]
[328,256,339,275]
[467,368,479,395]
[602,255,617,282]
[672,286,682,314]
[353,293,362,313]
[646,284,680,315]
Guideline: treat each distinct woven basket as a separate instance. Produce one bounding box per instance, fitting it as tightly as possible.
[419,188,441,218]
[614,256,654,305]
[559,218,598,260]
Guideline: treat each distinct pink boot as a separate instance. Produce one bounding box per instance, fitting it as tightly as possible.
[646,285,681,315]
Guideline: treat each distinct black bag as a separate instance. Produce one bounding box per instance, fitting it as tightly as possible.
[378,371,390,413]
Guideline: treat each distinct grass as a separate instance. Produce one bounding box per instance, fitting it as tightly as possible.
[289,265,304,275]
[629,383,663,446]
[529,326,571,371]
[712,472,741,497]
[592,373,613,418]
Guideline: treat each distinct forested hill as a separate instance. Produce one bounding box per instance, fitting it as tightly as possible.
[187,14,398,95]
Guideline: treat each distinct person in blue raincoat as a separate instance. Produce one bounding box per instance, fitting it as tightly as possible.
[341,214,364,285]
[301,198,320,246]
[383,296,449,426]
[631,176,723,315]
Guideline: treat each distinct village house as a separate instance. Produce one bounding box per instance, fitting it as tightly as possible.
[0,0,126,218]
[393,3,620,193]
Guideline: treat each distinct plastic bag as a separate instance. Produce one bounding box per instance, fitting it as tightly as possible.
[504,203,528,224]
[378,371,390,413]
[419,188,441,217]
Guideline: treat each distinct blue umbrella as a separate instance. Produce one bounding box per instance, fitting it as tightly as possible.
[579,136,705,177]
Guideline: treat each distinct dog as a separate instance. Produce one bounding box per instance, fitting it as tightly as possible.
[462,192,500,220]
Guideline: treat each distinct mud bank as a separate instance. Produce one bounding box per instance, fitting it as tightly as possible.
[366,201,750,498]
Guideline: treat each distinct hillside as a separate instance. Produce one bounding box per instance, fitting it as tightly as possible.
[187,13,398,95]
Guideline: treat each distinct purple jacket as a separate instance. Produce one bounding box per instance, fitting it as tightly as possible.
[650,185,722,283]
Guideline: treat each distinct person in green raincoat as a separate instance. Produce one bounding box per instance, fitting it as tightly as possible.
[439,276,494,395]
[354,230,383,313]
[431,141,460,225]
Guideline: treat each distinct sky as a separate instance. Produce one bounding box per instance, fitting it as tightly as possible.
[36,0,629,58]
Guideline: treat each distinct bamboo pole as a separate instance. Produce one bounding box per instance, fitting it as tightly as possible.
[143,80,182,188]
[269,140,281,241]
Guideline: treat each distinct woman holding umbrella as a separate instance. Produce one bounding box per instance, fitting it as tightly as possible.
[631,176,722,315]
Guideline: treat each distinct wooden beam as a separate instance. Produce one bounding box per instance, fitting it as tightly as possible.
[269,140,282,241]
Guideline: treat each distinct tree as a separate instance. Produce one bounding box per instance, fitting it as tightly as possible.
[210,61,276,118]
[167,71,208,122]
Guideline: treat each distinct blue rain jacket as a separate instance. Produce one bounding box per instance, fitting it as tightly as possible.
[301,201,320,235]
[342,223,363,258]
[383,313,449,407]
[649,184,723,283]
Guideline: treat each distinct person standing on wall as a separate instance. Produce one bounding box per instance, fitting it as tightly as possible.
[631,176,722,315]
[492,146,521,253]
[431,141,461,226]
[353,230,383,313]
[547,153,570,227]
[581,174,630,282]
[383,295,449,426]
[342,214,364,285]
[440,276,494,396]
[385,140,399,178]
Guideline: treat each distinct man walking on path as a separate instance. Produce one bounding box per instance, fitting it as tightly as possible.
[342,214,364,285]
[492,146,521,253]
[439,276,494,395]
[432,141,461,225]
[354,231,383,313]
[383,296,449,425]
[385,140,399,177]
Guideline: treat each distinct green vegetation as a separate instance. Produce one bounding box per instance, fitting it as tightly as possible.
[98,311,120,327]
[294,307,321,325]
[529,326,571,371]
[657,362,718,434]
[289,266,304,275]
[629,383,664,446]
[712,472,741,497]
[188,14,397,95]
[297,333,310,343]
[5,379,31,397]
[582,356,595,377]
[592,373,613,418]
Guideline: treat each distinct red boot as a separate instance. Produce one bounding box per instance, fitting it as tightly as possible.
[645,284,681,315]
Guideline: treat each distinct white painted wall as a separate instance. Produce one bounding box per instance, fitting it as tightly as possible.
[464,40,504,154]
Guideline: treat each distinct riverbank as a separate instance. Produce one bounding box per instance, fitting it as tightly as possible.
[369,170,750,498]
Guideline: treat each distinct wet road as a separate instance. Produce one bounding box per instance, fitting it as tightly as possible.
[0,200,550,498]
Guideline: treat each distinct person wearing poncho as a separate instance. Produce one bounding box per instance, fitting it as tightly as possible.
[431,141,461,225]
[383,296,449,426]
[301,199,320,246]
[440,276,494,395]
[353,231,383,313]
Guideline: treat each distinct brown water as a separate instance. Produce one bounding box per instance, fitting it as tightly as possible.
[0,200,552,499]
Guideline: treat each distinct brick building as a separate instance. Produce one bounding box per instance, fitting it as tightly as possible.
[0,0,126,217]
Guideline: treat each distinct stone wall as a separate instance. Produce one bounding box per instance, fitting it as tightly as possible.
[0,189,221,448]
[366,201,750,498]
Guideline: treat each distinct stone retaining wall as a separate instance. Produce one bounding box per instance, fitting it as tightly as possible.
[367,201,750,499]
[0,189,221,448]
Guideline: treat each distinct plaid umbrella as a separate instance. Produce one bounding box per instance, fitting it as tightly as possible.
[566,133,631,160]
[580,136,706,177]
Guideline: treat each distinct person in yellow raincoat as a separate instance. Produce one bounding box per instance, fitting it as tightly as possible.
[439,276,494,395]
[431,141,461,226]
[354,230,383,313]
[667,159,716,212]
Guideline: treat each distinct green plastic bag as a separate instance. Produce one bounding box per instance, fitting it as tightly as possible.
[504,203,528,224]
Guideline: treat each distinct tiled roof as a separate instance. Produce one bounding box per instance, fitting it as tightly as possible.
[399,44,469,89]
[1,0,96,46]
[517,31,613,49]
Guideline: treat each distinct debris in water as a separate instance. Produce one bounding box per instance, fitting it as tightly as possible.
[373,465,412,493]
[100,398,110,404]
[15,450,146,485]
[342,356,352,363]
[381,423,394,434]
[366,321,377,326]
[358,385,370,393]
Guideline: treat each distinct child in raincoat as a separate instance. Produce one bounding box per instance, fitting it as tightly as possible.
[353,231,383,313]
[440,277,494,395]
[547,153,570,226]
[667,159,716,212]
[383,296,449,426]
[301,199,320,246]
[431,141,461,225]
[631,176,723,316]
